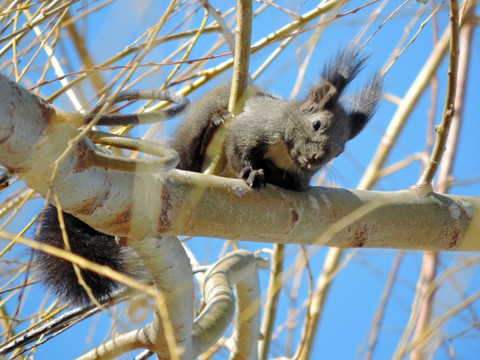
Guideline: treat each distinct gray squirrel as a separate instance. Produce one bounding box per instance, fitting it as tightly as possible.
[173,47,382,189]
[33,46,382,305]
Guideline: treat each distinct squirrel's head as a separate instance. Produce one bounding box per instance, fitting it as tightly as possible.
[285,46,383,173]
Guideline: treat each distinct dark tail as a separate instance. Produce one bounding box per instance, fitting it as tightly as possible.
[33,205,131,305]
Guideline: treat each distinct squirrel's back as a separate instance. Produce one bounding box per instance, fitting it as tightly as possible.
[170,83,231,172]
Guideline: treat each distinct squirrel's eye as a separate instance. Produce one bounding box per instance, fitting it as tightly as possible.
[312,120,321,131]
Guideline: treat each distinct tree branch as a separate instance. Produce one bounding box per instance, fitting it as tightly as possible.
[0,73,479,253]
[202,0,252,175]
[131,236,194,359]
[258,244,284,360]
[194,250,268,358]
[359,0,474,190]
[418,0,460,185]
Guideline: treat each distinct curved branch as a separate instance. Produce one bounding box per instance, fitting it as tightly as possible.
[86,89,190,126]
[194,250,268,357]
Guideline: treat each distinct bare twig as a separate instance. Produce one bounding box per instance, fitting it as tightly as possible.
[364,252,404,360]
[200,0,235,52]
[417,0,460,186]
[436,5,474,192]
[359,19,451,190]
[408,5,474,359]
[258,244,285,360]
[296,247,342,360]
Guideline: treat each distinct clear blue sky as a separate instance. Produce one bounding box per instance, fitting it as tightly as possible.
[1,1,479,359]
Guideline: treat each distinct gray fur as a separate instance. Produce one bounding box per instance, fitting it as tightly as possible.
[172,46,383,190]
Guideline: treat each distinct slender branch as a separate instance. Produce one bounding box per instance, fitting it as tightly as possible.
[436,5,474,192]
[409,5,474,359]
[358,0,474,190]
[409,253,438,360]
[258,244,285,360]
[417,0,460,185]
[291,247,314,360]
[200,0,235,53]
[359,26,450,190]
[296,247,342,360]
[202,0,253,175]
[364,252,404,360]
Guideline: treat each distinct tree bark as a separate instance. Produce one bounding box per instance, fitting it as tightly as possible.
[0,74,478,252]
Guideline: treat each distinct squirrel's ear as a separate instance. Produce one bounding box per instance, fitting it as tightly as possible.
[302,81,338,111]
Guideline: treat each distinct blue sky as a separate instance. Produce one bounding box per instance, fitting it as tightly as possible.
[1,1,479,359]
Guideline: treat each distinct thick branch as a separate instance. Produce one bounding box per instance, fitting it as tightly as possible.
[164,174,478,251]
[0,74,479,251]
[131,236,194,359]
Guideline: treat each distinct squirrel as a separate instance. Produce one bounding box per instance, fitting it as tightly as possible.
[173,47,382,189]
[33,46,382,305]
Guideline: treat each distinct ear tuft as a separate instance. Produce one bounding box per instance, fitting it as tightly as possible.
[322,46,368,98]
[348,74,383,139]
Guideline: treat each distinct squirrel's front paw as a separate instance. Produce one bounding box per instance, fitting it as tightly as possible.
[239,167,265,189]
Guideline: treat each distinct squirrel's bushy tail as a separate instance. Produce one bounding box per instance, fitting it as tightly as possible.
[33,205,143,305]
